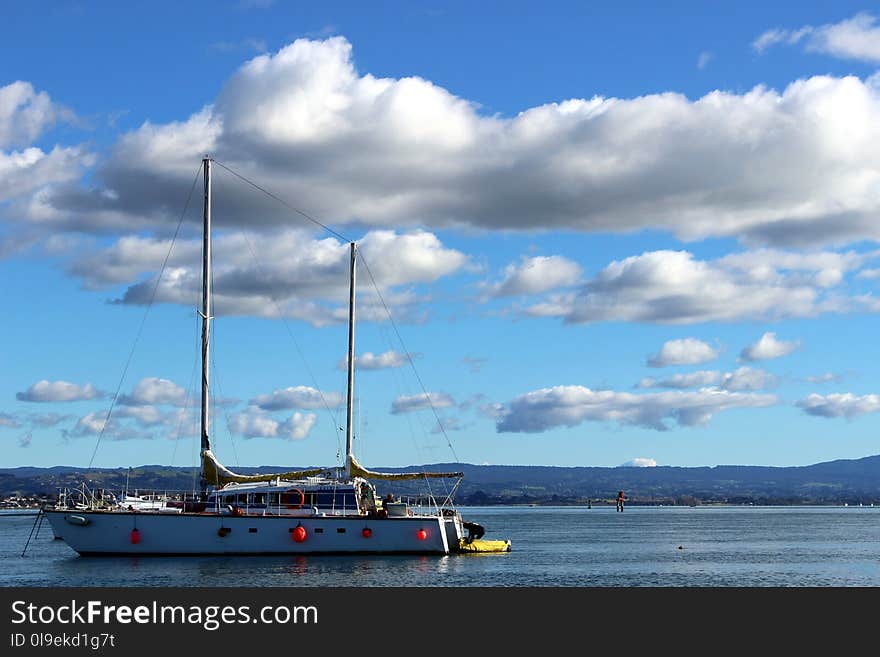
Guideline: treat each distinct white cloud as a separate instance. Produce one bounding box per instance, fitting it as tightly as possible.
[621,457,657,467]
[719,366,778,391]
[16,380,103,403]
[796,392,880,419]
[391,392,455,414]
[489,255,582,297]
[21,37,880,249]
[0,145,92,206]
[338,350,412,370]
[856,268,880,280]
[63,411,153,441]
[697,51,713,69]
[752,27,812,54]
[114,405,168,427]
[558,249,876,325]
[0,82,93,234]
[250,386,343,411]
[71,228,466,326]
[740,332,798,361]
[0,81,72,149]
[754,13,880,63]
[496,385,777,432]
[647,338,718,367]
[119,377,188,407]
[805,372,846,384]
[229,406,317,439]
[637,370,721,389]
[637,367,776,391]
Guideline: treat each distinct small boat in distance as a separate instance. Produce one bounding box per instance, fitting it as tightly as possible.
[44,157,510,556]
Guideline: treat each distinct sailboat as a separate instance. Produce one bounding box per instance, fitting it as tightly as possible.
[43,157,511,555]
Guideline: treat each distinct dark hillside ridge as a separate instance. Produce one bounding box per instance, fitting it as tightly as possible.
[4,454,880,505]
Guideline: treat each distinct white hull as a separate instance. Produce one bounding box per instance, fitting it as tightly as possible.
[45,510,462,555]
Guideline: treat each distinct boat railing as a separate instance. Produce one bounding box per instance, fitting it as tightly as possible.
[53,485,204,511]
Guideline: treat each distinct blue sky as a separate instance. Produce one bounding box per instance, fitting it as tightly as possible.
[4,1,880,471]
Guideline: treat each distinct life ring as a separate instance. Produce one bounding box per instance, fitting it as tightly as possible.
[282,488,305,510]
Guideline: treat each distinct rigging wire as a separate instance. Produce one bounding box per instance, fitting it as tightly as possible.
[86,162,203,471]
[171,282,203,471]
[209,163,345,457]
[207,159,461,487]
[358,255,461,464]
[212,159,351,243]
[233,216,345,459]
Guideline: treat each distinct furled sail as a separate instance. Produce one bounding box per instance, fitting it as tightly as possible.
[349,454,463,481]
[201,449,325,486]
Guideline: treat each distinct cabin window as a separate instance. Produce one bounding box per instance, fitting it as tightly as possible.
[336,528,346,533]
[314,491,357,508]
[236,494,248,505]
[249,528,257,533]
[268,493,279,506]
[252,493,265,505]
[314,528,324,534]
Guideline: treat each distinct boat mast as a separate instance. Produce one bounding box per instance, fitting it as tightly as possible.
[344,242,357,478]
[199,156,212,491]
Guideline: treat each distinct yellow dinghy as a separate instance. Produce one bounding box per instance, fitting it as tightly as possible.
[457,538,512,553]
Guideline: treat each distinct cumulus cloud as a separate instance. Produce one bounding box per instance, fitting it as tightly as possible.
[16,380,103,403]
[0,81,73,149]
[621,457,657,467]
[16,37,880,250]
[796,392,880,419]
[338,350,412,370]
[63,411,153,441]
[118,377,188,407]
[496,385,777,432]
[719,367,778,391]
[71,228,466,326]
[554,249,877,325]
[114,405,169,427]
[0,82,93,240]
[753,13,880,63]
[229,406,317,439]
[250,385,343,411]
[739,332,798,361]
[0,145,93,207]
[637,370,720,389]
[488,255,582,297]
[647,338,718,367]
[391,392,455,414]
[637,367,776,391]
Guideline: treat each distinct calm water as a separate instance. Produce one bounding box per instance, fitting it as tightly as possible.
[3,506,880,587]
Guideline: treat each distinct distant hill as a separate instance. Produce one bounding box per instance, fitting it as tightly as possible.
[3,455,880,505]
